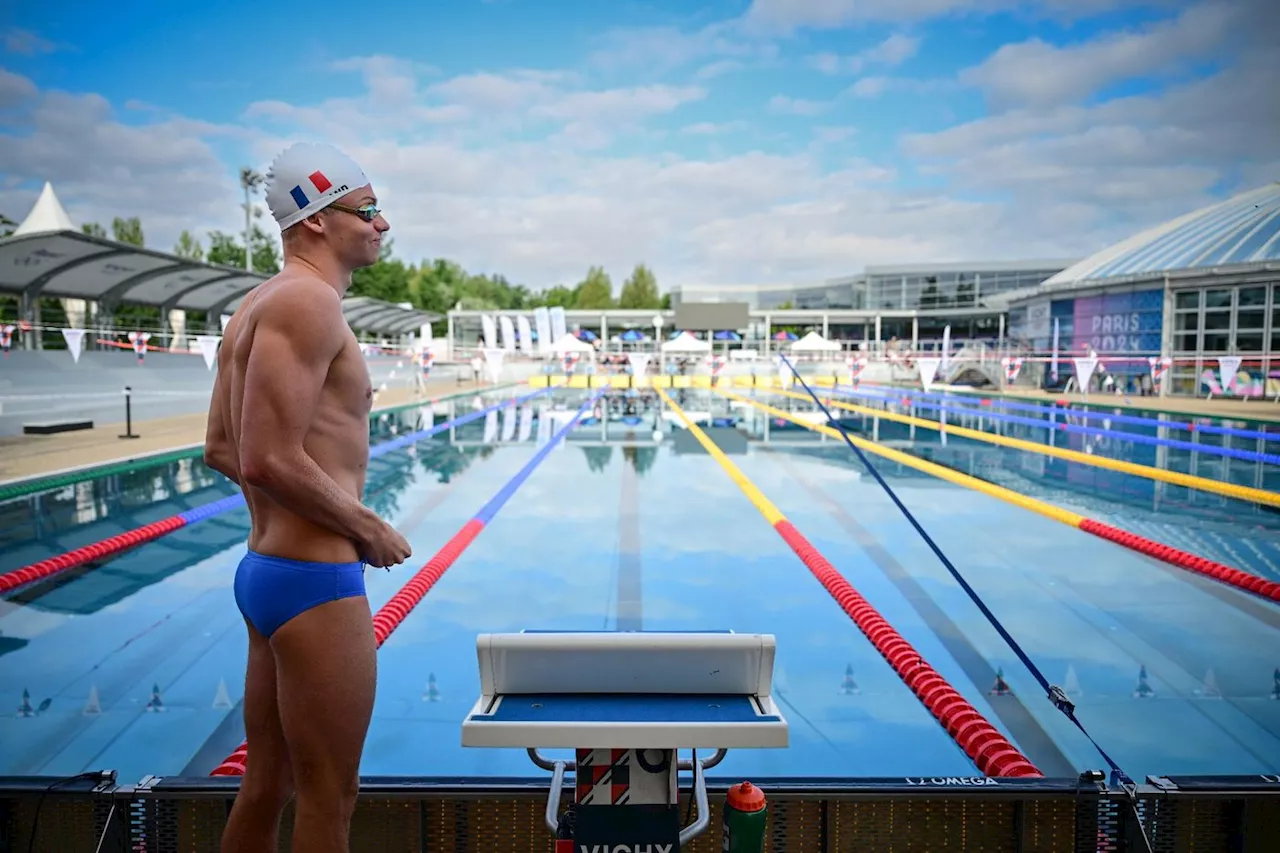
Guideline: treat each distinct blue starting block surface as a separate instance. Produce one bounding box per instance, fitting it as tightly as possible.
[479,693,780,724]
[461,631,789,750]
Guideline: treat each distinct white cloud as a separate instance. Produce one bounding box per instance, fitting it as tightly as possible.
[960,1,1241,108]
[3,28,57,56]
[767,95,828,116]
[742,0,1178,32]
[0,73,251,247]
[808,33,921,75]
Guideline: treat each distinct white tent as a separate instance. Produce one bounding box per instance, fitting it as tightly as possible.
[789,331,841,352]
[551,333,595,354]
[661,331,712,354]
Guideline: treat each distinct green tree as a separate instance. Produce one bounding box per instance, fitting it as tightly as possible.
[351,239,413,303]
[0,213,15,238]
[535,284,578,308]
[575,266,614,309]
[112,216,145,247]
[206,226,281,274]
[618,264,660,309]
[82,222,107,239]
[174,230,205,261]
[623,445,657,477]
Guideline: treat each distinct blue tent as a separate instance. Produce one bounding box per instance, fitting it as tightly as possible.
[620,329,647,341]
[714,330,741,341]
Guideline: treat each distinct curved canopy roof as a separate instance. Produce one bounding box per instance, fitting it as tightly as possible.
[1,182,439,335]
[1043,181,1280,290]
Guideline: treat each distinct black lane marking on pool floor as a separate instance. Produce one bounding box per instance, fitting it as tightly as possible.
[616,451,643,632]
[769,450,1079,778]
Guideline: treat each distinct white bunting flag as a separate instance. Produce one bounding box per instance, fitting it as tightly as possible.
[196,335,220,371]
[61,328,86,363]
[917,357,941,390]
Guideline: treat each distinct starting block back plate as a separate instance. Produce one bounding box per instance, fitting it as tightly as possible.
[461,631,788,750]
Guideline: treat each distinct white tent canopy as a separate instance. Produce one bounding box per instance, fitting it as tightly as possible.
[661,331,712,354]
[789,331,841,352]
[551,333,595,354]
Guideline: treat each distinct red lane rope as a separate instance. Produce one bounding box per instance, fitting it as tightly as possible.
[0,517,187,593]
[209,519,486,777]
[773,519,1043,778]
[1079,519,1280,603]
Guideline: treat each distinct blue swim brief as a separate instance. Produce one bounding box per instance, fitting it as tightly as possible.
[233,549,367,638]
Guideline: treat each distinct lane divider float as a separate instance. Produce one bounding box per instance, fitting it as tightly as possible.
[823,383,1280,467]
[769,386,1280,509]
[655,386,1041,778]
[722,389,1280,605]
[0,388,553,595]
[211,389,605,775]
[900,383,1280,442]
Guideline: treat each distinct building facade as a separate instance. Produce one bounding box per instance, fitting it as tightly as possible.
[1002,182,1280,397]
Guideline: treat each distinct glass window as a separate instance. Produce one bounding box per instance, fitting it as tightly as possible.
[1174,332,1198,351]
[1272,329,1280,352]
[1174,290,1200,310]
[1237,309,1265,330]
[1205,289,1232,309]
[1238,286,1267,307]
[1203,332,1229,352]
[1174,312,1199,331]
[1235,332,1264,352]
[1203,311,1231,330]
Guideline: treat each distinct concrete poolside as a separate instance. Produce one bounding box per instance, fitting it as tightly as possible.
[0,379,491,483]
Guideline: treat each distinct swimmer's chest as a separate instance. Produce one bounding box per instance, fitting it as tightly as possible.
[325,336,374,417]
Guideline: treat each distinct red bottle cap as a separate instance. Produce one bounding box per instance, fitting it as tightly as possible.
[727,781,766,812]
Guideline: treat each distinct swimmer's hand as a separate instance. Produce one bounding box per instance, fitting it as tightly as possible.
[358,518,412,569]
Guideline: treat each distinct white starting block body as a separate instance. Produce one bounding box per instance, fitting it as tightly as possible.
[462,630,787,750]
[461,631,789,847]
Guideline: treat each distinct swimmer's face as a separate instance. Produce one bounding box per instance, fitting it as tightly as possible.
[325,185,389,269]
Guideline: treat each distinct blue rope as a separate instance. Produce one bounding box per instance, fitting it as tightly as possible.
[778,355,1135,788]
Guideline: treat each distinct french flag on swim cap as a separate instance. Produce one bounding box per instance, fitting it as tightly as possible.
[266,142,369,230]
[290,171,333,210]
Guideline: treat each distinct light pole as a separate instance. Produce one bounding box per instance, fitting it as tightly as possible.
[240,167,264,270]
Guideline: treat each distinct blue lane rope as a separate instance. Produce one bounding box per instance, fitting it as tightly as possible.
[829,384,1280,467]
[865,383,1280,443]
[778,355,1139,792]
[473,390,606,526]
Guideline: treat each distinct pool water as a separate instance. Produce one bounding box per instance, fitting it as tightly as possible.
[1,386,1278,786]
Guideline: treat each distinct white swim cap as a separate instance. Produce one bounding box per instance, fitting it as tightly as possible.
[265,142,370,231]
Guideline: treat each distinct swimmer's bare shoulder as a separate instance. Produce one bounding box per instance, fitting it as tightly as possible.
[235,272,411,568]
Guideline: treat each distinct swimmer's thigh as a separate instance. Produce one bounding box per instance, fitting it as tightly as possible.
[270,596,377,793]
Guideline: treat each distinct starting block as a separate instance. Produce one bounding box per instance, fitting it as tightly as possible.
[462,631,788,849]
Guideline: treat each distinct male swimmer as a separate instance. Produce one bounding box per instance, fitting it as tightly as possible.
[203,142,412,853]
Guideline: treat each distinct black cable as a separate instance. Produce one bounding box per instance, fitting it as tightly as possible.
[28,771,108,853]
[779,355,1154,853]
[683,749,696,828]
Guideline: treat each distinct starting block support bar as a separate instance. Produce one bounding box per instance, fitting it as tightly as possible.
[462,631,788,848]
[526,746,728,774]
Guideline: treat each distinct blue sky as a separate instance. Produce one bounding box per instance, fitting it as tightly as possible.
[1,0,1275,290]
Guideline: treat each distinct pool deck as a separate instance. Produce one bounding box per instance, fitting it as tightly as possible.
[0,379,490,483]
[936,385,1280,423]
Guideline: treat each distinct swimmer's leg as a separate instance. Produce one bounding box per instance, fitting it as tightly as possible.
[221,619,295,853]
[272,595,377,853]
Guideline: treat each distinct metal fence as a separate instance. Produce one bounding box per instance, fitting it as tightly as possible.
[3,773,1277,852]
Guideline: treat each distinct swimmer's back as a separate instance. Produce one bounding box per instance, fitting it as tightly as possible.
[220,270,372,564]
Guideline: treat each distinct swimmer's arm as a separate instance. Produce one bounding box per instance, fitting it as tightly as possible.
[203,368,241,485]
[237,291,382,544]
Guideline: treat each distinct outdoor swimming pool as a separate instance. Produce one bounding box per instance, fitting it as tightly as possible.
[2,384,1278,788]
